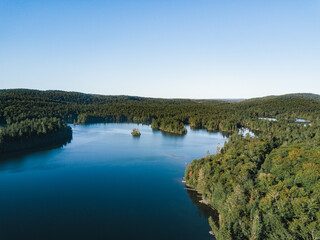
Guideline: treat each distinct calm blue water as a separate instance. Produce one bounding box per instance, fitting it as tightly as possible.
[0,123,227,240]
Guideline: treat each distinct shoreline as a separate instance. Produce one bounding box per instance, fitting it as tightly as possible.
[183,180,215,209]
[183,179,217,238]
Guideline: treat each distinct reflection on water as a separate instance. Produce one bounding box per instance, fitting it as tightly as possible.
[295,118,310,123]
[0,131,72,168]
[258,117,277,121]
[186,188,219,225]
[239,128,256,137]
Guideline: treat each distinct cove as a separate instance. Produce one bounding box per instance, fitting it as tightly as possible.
[0,123,228,240]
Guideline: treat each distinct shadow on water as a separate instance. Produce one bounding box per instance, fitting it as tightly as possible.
[189,127,231,138]
[0,130,73,162]
[186,188,219,240]
[160,131,187,137]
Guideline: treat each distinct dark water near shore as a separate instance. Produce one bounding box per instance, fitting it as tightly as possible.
[0,123,227,240]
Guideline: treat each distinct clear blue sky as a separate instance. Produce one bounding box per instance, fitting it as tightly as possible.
[0,0,319,98]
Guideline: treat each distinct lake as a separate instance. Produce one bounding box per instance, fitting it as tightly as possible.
[0,123,228,240]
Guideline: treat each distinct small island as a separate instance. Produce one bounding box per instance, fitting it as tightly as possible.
[131,128,141,137]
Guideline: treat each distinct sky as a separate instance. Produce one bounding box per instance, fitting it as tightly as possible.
[0,0,319,99]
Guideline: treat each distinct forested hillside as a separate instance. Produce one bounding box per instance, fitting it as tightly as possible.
[234,93,320,122]
[185,94,320,239]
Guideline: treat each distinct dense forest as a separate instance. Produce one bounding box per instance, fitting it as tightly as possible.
[185,119,320,239]
[0,89,319,239]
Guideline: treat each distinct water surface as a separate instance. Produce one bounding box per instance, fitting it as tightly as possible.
[0,123,227,240]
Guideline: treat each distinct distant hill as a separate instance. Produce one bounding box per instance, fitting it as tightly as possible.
[241,93,320,103]
[0,88,222,105]
[238,93,320,107]
[1,89,319,123]
[234,93,320,119]
[1,89,318,104]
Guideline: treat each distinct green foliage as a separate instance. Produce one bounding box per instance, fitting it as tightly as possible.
[152,118,187,134]
[259,144,320,239]
[186,121,320,239]
[131,128,141,136]
[0,117,72,154]
[0,117,66,143]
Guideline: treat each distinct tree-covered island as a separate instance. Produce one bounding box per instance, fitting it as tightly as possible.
[131,128,141,136]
